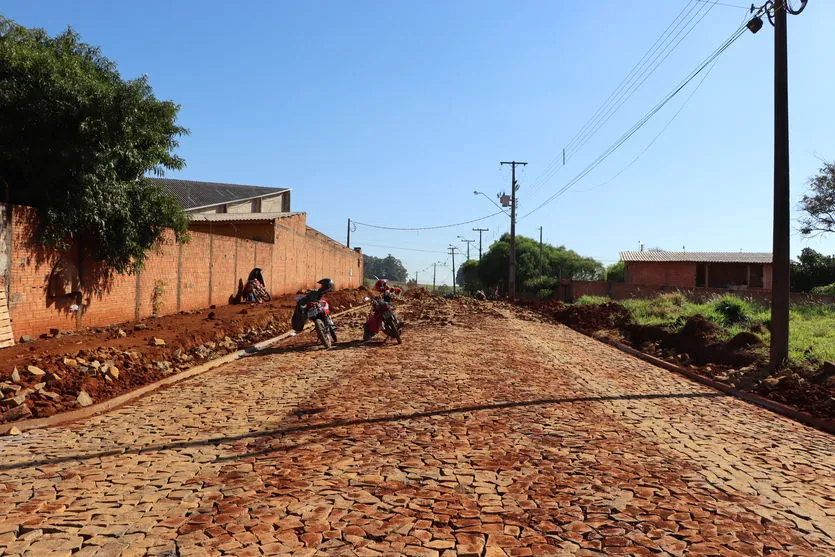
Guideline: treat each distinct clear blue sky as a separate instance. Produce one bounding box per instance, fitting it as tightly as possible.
[6,1,835,285]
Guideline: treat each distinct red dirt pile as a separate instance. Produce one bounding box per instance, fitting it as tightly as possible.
[518,299,835,421]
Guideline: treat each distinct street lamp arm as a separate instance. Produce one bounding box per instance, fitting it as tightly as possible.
[473,191,510,215]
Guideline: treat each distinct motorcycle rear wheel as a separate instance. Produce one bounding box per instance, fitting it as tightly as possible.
[314,318,332,349]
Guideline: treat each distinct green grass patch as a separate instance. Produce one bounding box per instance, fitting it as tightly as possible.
[572,292,835,366]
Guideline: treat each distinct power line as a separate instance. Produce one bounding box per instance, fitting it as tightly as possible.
[573,55,721,194]
[359,242,448,255]
[527,0,712,195]
[352,211,505,231]
[521,19,749,220]
[696,0,750,9]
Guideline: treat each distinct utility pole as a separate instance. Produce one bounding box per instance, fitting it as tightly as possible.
[473,228,488,260]
[448,246,459,296]
[460,238,475,260]
[414,271,418,285]
[433,263,437,293]
[346,218,351,248]
[747,0,807,369]
[500,161,527,299]
[538,226,543,279]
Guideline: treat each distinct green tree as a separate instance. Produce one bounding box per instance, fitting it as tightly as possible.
[800,160,835,236]
[362,254,407,282]
[457,259,481,291]
[0,18,189,276]
[477,234,604,288]
[790,248,835,292]
[606,261,625,282]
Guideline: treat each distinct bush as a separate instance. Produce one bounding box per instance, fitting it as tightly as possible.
[522,276,559,298]
[811,282,835,296]
[712,295,751,326]
[575,295,609,305]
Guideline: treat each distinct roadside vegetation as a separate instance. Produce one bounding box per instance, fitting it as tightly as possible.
[575,293,835,366]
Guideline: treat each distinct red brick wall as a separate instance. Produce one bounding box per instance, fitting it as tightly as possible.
[625,262,697,288]
[4,205,363,339]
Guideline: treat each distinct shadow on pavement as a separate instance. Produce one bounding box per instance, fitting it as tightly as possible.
[0,391,726,471]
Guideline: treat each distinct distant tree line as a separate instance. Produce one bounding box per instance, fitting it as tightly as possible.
[363,254,408,282]
[456,234,604,297]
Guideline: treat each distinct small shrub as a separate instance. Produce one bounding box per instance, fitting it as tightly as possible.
[575,295,609,305]
[811,282,835,296]
[712,295,750,326]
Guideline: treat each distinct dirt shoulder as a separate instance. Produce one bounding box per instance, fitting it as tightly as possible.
[0,287,372,424]
[517,299,835,422]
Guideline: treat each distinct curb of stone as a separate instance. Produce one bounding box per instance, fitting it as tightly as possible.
[600,338,835,436]
[0,304,370,435]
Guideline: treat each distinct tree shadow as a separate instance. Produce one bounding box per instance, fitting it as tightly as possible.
[0,391,727,472]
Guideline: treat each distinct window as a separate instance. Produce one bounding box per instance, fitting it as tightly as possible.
[251,198,262,213]
[216,204,227,214]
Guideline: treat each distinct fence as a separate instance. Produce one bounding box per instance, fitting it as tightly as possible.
[1,205,363,339]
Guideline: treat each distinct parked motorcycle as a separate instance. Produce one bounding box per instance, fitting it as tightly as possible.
[292,292,337,348]
[243,268,271,303]
[362,295,402,344]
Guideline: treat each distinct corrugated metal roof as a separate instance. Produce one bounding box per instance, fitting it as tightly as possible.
[188,212,303,223]
[620,251,773,264]
[150,178,288,210]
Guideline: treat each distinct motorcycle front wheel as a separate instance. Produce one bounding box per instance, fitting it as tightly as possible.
[384,314,402,344]
[314,318,332,349]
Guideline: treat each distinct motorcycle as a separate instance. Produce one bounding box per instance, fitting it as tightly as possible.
[242,268,271,303]
[242,279,271,303]
[292,294,337,349]
[362,295,402,344]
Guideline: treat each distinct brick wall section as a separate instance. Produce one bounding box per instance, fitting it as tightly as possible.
[570,280,835,307]
[5,205,362,339]
[625,262,697,287]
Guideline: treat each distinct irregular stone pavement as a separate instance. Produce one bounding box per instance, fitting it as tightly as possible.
[1,303,834,556]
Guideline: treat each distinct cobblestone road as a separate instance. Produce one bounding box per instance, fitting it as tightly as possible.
[1,305,834,556]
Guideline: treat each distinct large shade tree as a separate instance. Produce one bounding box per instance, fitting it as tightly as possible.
[362,254,408,282]
[0,17,189,276]
[477,234,604,288]
[799,160,835,236]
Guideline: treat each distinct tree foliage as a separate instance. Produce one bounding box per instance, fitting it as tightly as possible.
[800,160,835,236]
[0,17,189,275]
[457,259,480,291]
[606,261,625,282]
[790,248,835,292]
[362,254,408,282]
[477,234,604,290]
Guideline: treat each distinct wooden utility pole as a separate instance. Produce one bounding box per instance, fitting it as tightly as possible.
[433,263,437,293]
[448,246,459,296]
[746,0,807,369]
[473,228,488,260]
[771,0,790,370]
[500,161,527,299]
[538,226,543,279]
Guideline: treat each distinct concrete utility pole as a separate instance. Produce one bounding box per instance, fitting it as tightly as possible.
[538,226,543,279]
[346,218,351,248]
[414,271,418,285]
[500,161,527,299]
[473,228,488,260]
[433,263,437,293]
[460,238,475,260]
[448,246,459,296]
[746,0,808,369]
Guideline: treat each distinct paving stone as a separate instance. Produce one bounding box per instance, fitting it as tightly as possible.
[0,303,833,556]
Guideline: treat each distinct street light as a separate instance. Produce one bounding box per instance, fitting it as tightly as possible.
[473,191,509,215]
